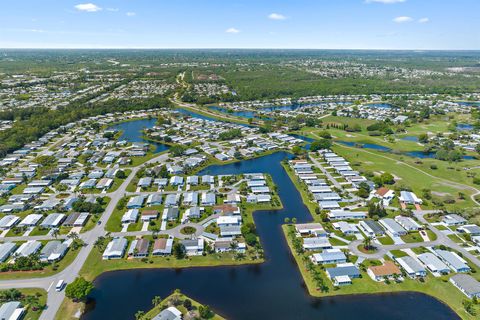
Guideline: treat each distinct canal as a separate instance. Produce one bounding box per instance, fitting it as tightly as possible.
[84,110,459,320]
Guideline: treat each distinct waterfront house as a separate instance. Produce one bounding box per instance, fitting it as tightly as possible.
[128,238,150,258]
[417,253,450,275]
[152,238,173,256]
[181,238,204,256]
[295,223,328,237]
[311,249,347,265]
[102,237,128,260]
[367,261,402,281]
[435,249,470,273]
[450,274,480,299]
[328,210,367,221]
[303,237,332,251]
[396,256,427,278]
[152,306,182,320]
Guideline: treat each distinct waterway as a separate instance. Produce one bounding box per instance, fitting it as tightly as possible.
[84,110,460,320]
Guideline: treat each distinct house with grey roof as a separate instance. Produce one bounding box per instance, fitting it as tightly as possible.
[14,240,42,258]
[450,274,480,299]
[0,242,17,262]
[417,252,450,275]
[102,237,128,260]
[39,240,68,262]
[0,301,24,320]
[311,249,347,265]
[379,218,407,237]
[435,249,470,273]
[40,213,65,228]
[152,306,182,320]
[396,256,427,278]
[359,220,385,237]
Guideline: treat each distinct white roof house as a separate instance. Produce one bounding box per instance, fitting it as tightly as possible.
[19,214,43,227]
[14,240,42,258]
[0,215,20,230]
[102,237,128,260]
[417,253,450,274]
[379,218,407,237]
[121,209,139,224]
[394,216,421,231]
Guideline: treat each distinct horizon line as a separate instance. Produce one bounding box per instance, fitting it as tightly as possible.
[1,47,480,51]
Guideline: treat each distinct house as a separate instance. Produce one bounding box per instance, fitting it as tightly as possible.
[450,274,480,299]
[164,207,180,221]
[18,214,43,227]
[311,249,347,265]
[14,240,42,257]
[303,237,332,251]
[183,207,202,223]
[295,223,328,237]
[457,224,480,236]
[146,194,163,206]
[215,239,246,253]
[372,187,395,206]
[152,238,173,256]
[0,301,25,320]
[96,178,113,189]
[417,253,450,274]
[201,193,216,206]
[225,193,241,204]
[399,191,422,204]
[201,175,214,184]
[122,209,139,224]
[328,210,367,221]
[442,214,467,227]
[164,194,179,207]
[128,238,150,258]
[0,215,20,230]
[326,263,361,286]
[152,306,182,320]
[394,216,422,231]
[62,212,89,227]
[213,204,240,215]
[186,175,199,185]
[169,176,184,186]
[359,220,385,237]
[127,196,145,209]
[332,221,358,235]
[396,256,427,278]
[319,201,340,210]
[102,237,128,260]
[367,261,402,281]
[138,177,152,188]
[181,238,204,256]
[435,249,470,273]
[183,192,198,206]
[40,213,65,228]
[379,218,407,237]
[0,242,17,262]
[141,210,158,222]
[39,240,68,262]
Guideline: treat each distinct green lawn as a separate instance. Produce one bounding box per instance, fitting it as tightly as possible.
[142,292,225,320]
[0,288,47,320]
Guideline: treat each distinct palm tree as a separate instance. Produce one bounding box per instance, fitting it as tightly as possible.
[363,236,372,250]
[51,229,60,239]
[151,296,162,307]
[67,232,79,240]
[229,241,238,251]
[134,310,145,320]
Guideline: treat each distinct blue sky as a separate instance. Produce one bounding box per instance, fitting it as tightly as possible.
[0,0,478,49]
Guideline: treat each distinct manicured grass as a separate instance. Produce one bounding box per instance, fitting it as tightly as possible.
[0,245,81,280]
[79,247,262,282]
[142,292,225,320]
[377,235,394,245]
[389,249,408,258]
[401,232,424,243]
[55,298,84,320]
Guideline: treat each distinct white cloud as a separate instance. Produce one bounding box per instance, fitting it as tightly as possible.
[365,0,406,4]
[418,17,429,23]
[74,3,102,12]
[225,27,240,34]
[268,13,287,20]
[126,12,136,17]
[393,16,413,23]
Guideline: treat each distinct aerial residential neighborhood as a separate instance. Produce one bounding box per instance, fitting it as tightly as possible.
[1,1,480,320]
